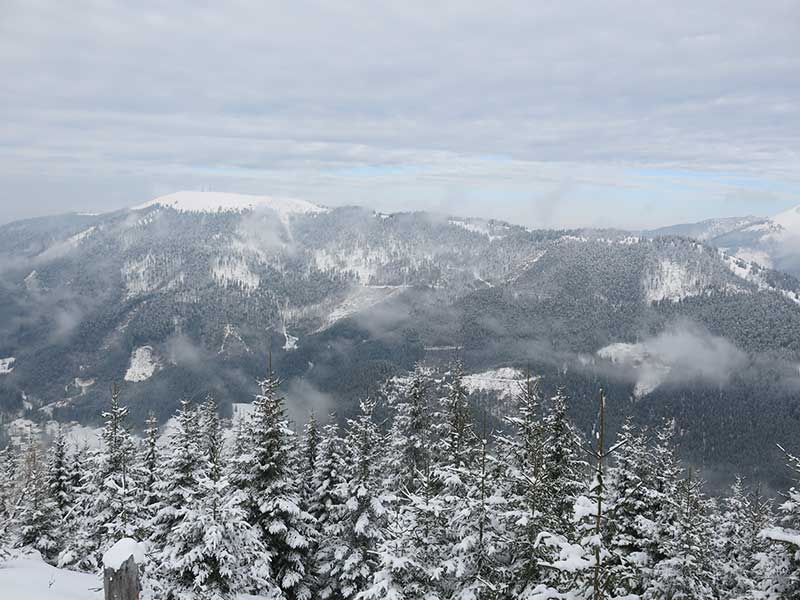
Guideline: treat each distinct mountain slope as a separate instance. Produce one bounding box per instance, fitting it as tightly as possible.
[648,204,800,277]
[2,192,800,486]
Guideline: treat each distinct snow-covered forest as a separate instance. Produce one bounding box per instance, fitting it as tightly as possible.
[1,364,799,599]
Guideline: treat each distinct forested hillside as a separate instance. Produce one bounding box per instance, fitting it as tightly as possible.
[2,193,800,488]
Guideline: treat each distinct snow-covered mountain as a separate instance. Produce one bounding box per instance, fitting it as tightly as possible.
[3,191,800,484]
[648,204,800,276]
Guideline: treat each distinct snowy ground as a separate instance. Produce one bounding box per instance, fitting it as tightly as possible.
[0,357,16,374]
[0,554,276,600]
[0,555,102,600]
[124,346,160,382]
[461,367,528,399]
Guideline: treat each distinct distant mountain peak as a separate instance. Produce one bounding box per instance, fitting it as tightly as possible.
[772,204,800,232]
[132,191,327,217]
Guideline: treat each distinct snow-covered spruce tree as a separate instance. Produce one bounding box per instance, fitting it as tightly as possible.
[603,419,656,596]
[300,412,321,505]
[308,416,347,527]
[87,385,142,556]
[137,412,161,532]
[386,363,436,494]
[641,419,682,573]
[761,446,800,597]
[42,426,75,560]
[151,399,202,568]
[644,469,717,600]
[156,398,270,600]
[535,389,637,600]
[0,442,19,553]
[233,367,315,600]
[495,372,552,593]
[57,442,94,569]
[16,425,59,562]
[542,386,587,533]
[441,425,508,599]
[316,399,386,599]
[362,367,450,600]
[440,361,477,471]
[199,396,224,482]
[46,426,73,514]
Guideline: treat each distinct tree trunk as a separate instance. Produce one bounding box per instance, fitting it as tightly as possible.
[103,555,140,600]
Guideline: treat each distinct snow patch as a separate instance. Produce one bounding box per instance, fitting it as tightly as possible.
[643,259,702,303]
[462,367,528,399]
[124,346,159,382]
[212,256,260,292]
[103,538,145,570]
[449,219,505,241]
[0,357,16,374]
[68,226,96,245]
[733,247,773,268]
[315,285,404,332]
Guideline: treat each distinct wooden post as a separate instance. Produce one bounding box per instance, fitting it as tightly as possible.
[103,554,140,600]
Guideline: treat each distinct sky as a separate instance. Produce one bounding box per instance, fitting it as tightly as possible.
[0,1,798,229]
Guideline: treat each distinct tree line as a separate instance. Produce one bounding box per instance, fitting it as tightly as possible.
[0,363,799,599]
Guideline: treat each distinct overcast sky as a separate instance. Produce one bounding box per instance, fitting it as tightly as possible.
[1,1,798,228]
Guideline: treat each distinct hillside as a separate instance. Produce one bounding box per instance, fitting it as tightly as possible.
[648,204,800,277]
[2,192,800,486]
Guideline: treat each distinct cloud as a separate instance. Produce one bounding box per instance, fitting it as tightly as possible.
[284,378,335,427]
[165,333,206,368]
[0,1,798,228]
[597,320,748,395]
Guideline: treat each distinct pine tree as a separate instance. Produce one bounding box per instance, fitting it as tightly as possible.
[57,442,93,570]
[199,396,224,482]
[604,419,655,596]
[364,367,448,600]
[152,399,202,553]
[16,425,59,562]
[157,398,270,599]
[90,385,142,554]
[317,399,386,599]
[542,386,586,532]
[443,425,508,599]
[42,426,74,561]
[0,442,19,553]
[496,372,551,593]
[761,446,800,597]
[233,367,315,600]
[300,412,321,504]
[139,412,161,527]
[644,469,716,600]
[308,417,347,526]
[440,361,476,470]
[386,363,435,494]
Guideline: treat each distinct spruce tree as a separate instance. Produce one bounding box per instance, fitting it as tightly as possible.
[317,399,386,599]
[761,446,800,597]
[158,398,269,599]
[16,425,59,562]
[233,367,315,600]
[496,372,551,593]
[644,470,716,599]
[604,419,654,596]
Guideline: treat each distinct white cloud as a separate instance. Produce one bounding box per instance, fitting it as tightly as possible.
[0,1,798,227]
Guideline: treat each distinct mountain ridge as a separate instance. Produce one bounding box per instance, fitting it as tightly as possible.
[2,192,800,487]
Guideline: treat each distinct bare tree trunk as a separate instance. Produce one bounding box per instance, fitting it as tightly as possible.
[104,555,140,600]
